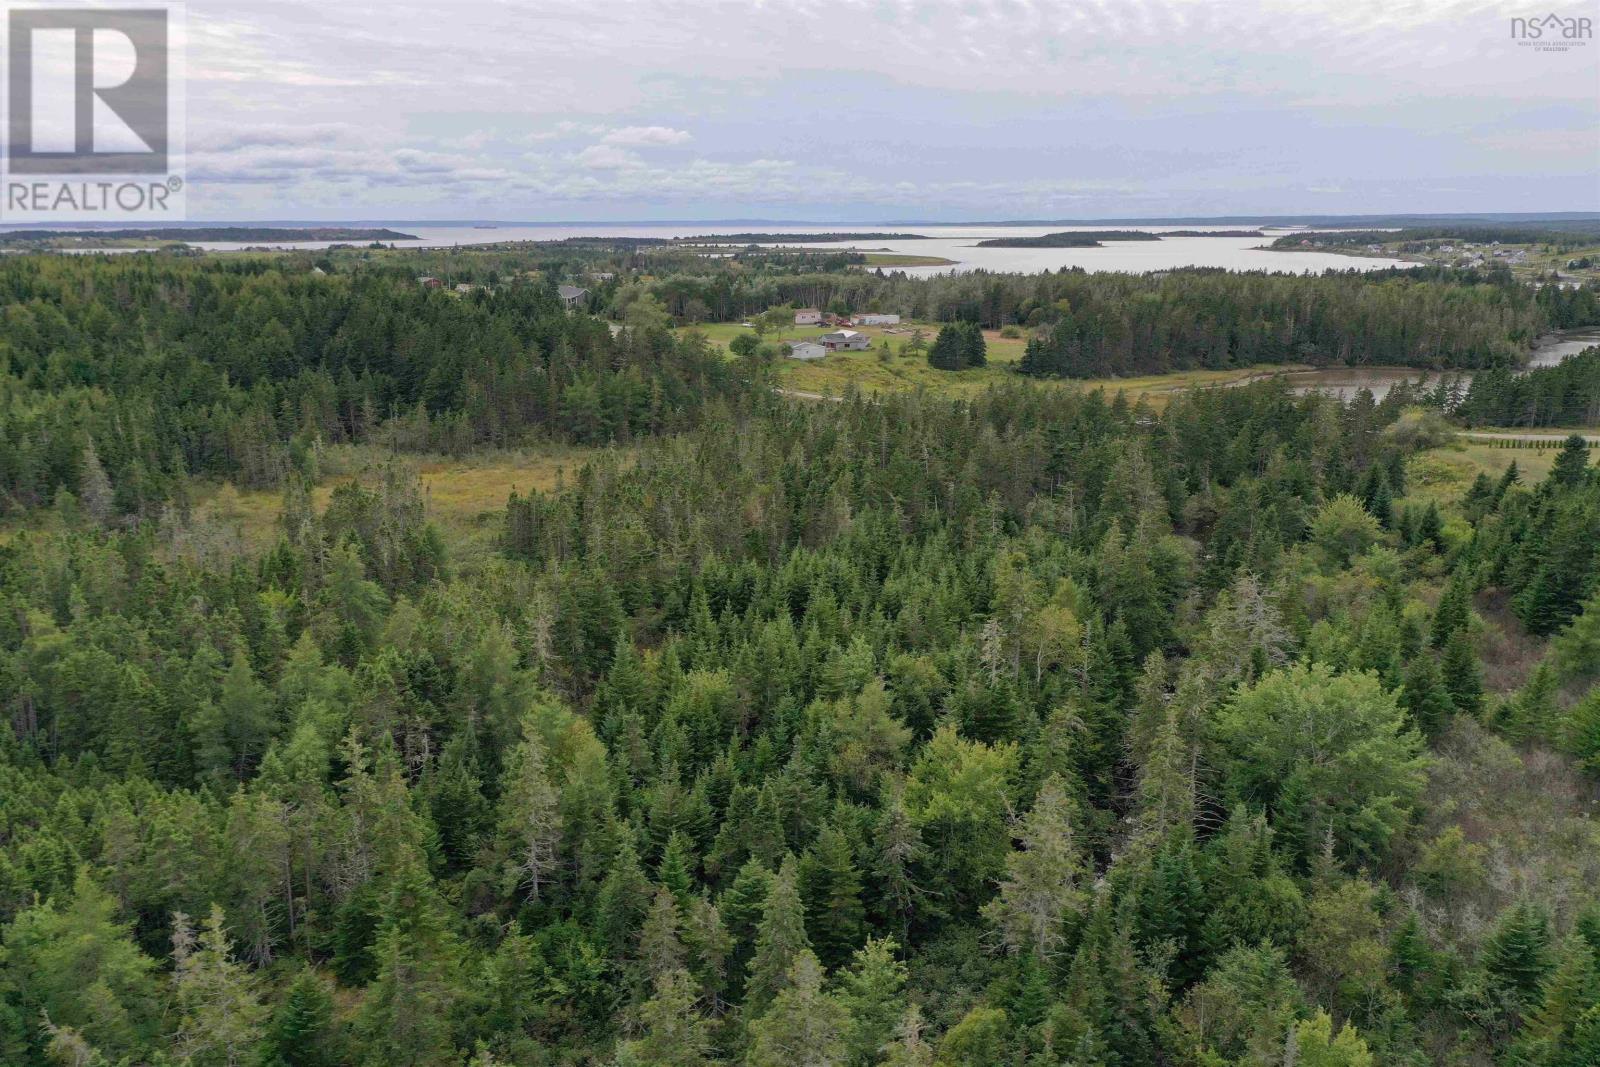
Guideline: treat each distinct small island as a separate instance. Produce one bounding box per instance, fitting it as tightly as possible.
[975,230,1163,247]
[1156,229,1265,237]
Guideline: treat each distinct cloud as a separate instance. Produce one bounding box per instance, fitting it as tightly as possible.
[174,0,1596,219]
[602,125,693,146]
[573,144,643,169]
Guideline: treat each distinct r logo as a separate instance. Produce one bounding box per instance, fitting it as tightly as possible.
[8,7,169,173]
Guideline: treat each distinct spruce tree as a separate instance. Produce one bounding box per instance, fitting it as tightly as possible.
[1495,460,1522,502]
[1552,434,1590,487]
[927,325,964,371]
[498,724,562,903]
[982,773,1088,958]
[263,968,341,1067]
[744,856,811,1016]
[960,321,987,368]
[1514,937,1600,1066]
[169,906,269,1067]
[78,441,115,526]
[613,969,719,1067]
[1399,652,1454,739]
[799,825,865,970]
[836,937,907,1067]
[746,951,849,1067]
[1483,902,1554,1007]
[1441,627,1483,715]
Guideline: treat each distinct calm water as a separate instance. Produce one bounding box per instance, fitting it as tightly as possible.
[1528,327,1600,368]
[175,222,1407,275]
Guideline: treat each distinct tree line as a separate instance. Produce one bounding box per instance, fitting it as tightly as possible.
[2,360,1599,1064]
[0,255,746,520]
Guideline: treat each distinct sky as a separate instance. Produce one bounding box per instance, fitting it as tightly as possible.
[170,0,1600,221]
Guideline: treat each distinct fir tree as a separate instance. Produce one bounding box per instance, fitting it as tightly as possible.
[799,825,865,970]
[926,325,964,371]
[263,968,341,1067]
[1553,590,1600,678]
[613,969,719,1067]
[1482,902,1554,1017]
[1399,652,1454,738]
[720,859,774,994]
[836,937,907,1067]
[357,862,462,1067]
[169,906,269,1067]
[639,886,687,983]
[746,951,849,1067]
[1559,689,1600,772]
[595,828,654,962]
[1431,573,1473,649]
[982,773,1088,958]
[1552,434,1590,487]
[1441,627,1484,715]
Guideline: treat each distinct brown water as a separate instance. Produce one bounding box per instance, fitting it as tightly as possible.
[1235,326,1600,403]
[1528,327,1600,368]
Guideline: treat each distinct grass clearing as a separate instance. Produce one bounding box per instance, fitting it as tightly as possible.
[1407,438,1567,508]
[181,442,619,563]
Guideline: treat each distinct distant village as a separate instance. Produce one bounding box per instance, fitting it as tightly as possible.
[1289,235,1539,270]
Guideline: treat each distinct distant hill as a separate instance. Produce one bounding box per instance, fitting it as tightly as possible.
[0,227,419,244]
[1272,226,1600,251]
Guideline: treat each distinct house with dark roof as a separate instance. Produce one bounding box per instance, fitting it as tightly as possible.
[819,329,870,351]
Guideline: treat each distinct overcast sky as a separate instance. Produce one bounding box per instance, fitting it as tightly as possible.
[178,0,1599,221]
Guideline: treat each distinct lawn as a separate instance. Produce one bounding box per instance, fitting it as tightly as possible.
[687,321,1288,404]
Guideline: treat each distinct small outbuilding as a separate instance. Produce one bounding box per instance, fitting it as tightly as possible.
[854,313,900,325]
[786,341,827,361]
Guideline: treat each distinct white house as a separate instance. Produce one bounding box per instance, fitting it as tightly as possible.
[787,341,827,361]
[794,308,822,325]
[854,313,900,326]
[819,329,870,351]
